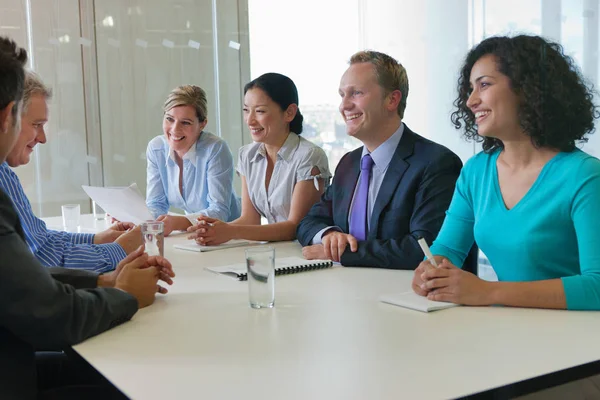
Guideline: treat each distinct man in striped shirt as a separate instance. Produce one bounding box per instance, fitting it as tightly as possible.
[0,71,141,273]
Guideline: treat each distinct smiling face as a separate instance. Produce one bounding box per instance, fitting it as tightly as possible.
[243,88,294,145]
[467,54,522,140]
[338,62,391,142]
[163,105,206,156]
[6,94,48,167]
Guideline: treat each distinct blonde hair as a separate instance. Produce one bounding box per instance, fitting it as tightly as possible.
[163,85,208,122]
[349,51,409,119]
[23,70,52,113]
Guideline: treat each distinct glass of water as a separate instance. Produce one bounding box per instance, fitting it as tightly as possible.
[61,204,80,232]
[245,246,275,309]
[141,221,164,257]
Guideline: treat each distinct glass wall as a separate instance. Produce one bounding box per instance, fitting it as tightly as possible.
[0,0,250,216]
[249,0,600,168]
[2,0,600,218]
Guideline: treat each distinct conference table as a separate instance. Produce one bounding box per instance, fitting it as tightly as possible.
[44,215,600,399]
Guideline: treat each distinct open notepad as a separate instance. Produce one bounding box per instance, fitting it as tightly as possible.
[380,291,459,313]
[173,239,258,253]
[207,256,333,281]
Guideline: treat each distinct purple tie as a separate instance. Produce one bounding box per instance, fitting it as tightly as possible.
[349,154,374,241]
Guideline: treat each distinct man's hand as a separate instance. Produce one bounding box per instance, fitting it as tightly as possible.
[156,215,192,236]
[302,244,327,260]
[321,231,358,262]
[114,247,176,308]
[93,222,136,244]
[98,245,175,291]
[114,225,143,254]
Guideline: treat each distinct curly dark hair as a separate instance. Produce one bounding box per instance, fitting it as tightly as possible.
[451,35,599,153]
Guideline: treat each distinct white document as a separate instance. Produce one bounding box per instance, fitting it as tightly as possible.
[380,291,459,313]
[173,239,258,253]
[82,183,153,224]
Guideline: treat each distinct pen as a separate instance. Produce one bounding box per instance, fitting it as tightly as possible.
[417,238,438,268]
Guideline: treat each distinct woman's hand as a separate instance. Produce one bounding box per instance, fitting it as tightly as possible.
[420,259,491,305]
[411,260,437,296]
[156,215,192,236]
[187,216,232,245]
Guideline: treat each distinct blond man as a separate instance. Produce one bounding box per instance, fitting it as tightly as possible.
[298,50,468,270]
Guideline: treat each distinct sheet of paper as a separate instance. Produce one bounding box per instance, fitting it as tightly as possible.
[379,291,459,313]
[82,183,153,224]
[173,239,257,253]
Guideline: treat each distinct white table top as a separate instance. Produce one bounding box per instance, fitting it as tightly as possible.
[60,218,600,400]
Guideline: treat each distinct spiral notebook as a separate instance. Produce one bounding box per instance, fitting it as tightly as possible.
[206,256,333,281]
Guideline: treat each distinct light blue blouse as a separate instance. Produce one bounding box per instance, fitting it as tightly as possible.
[146,132,241,223]
[430,148,600,310]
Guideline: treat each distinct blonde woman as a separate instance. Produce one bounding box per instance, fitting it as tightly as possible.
[146,85,240,236]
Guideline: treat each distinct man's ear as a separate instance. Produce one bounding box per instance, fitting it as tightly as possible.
[0,101,15,134]
[386,90,402,113]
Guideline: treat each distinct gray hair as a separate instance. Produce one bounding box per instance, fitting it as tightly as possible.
[22,70,52,113]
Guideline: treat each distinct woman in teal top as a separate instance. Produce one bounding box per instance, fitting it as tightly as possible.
[412,35,600,311]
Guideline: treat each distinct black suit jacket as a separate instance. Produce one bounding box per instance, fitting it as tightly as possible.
[297,125,463,270]
[0,189,138,400]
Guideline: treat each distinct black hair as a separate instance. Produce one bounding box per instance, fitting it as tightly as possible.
[0,36,27,118]
[451,35,599,152]
[244,72,304,135]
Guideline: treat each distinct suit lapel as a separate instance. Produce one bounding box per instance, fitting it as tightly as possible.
[337,149,362,233]
[368,127,416,238]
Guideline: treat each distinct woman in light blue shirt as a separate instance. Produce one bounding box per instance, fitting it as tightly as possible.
[146,85,240,236]
[412,35,600,311]
[187,73,330,244]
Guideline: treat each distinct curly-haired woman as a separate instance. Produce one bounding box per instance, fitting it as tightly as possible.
[412,35,600,312]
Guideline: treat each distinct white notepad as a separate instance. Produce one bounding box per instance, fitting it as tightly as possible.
[207,256,333,280]
[380,291,459,313]
[173,239,257,253]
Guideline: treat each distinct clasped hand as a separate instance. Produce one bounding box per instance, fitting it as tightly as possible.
[412,258,490,306]
[105,245,176,308]
[186,216,232,246]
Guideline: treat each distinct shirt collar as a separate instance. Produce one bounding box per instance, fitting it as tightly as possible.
[361,122,404,171]
[166,136,199,167]
[250,133,300,164]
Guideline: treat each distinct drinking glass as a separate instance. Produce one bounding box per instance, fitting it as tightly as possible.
[61,204,80,232]
[245,246,275,309]
[141,221,164,257]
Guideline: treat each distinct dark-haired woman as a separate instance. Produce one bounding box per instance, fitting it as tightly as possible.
[188,73,330,245]
[412,35,600,311]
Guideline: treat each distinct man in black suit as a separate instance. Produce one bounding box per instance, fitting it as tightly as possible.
[298,50,463,270]
[0,37,174,399]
